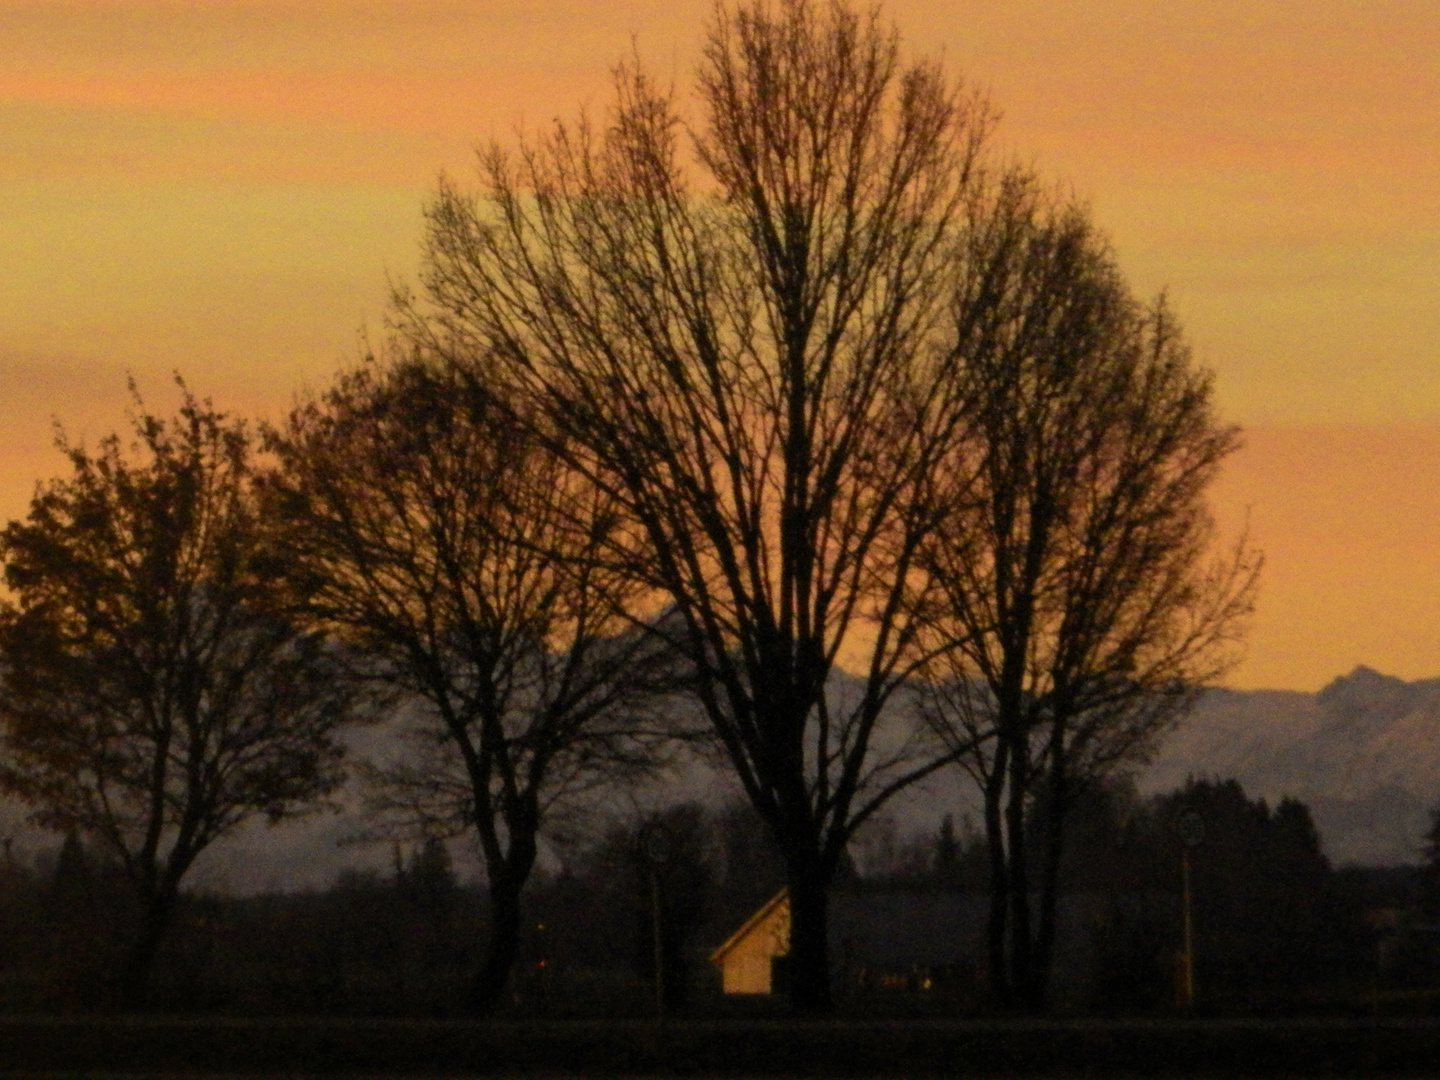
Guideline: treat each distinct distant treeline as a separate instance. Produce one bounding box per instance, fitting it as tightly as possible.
[3,778,1437,1018]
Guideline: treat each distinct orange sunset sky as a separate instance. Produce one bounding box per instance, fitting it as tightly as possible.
[0,0,1436,692]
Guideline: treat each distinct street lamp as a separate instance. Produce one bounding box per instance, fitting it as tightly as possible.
[1176,807,1205,1011]
[636,819,673,1020]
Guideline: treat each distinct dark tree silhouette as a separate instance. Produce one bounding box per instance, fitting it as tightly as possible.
[0,385,358,1004]
[400,0,993,1013]
[1155,780,1360,1007]
[590,804,719,1011]
[266,354,673,1013]
[1422,802,1440,918]
[915,182,1260,1010]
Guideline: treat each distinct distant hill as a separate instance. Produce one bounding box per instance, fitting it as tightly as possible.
[1139,666,1440,866]
[5,665,1438,887]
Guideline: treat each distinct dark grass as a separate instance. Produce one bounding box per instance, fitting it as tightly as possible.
[2,1016,1440,1077]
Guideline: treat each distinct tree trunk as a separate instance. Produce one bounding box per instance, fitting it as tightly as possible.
[983,740,1012,1005]
[468,813,538,1015]
[463,759,541,1014]
[467,865,527,1014]
[1004,731,1034,1009]
[1030,737,1070,1012]
[115,892,174,1010]
[787,862,832,1015]
[1030,809,1065,1012]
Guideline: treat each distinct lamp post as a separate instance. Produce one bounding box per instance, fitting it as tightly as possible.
[1176,808,1205,1011]
[636,819,673,1021]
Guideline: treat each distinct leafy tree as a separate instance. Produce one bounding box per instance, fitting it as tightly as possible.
[0,385,358,1003]
[399,0,992,1013]
[266,354,674,1013]
[916,183,1260,1010]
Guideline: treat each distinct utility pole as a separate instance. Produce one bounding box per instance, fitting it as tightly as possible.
[637,819,673,1021]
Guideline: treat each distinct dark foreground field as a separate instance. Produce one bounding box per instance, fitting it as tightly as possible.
[2,1016,1440,1078]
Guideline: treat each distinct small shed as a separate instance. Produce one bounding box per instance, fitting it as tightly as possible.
[708,888,791,994]
[709,888,1101,1001]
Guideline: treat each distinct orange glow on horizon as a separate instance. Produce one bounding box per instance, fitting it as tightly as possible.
[1212,426,1440,691]
[1,0,1437,690]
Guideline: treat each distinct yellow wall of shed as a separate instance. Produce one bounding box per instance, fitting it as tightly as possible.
[718,897,790,994]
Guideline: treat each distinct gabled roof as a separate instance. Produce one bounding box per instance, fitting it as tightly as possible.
[708,887,789,964]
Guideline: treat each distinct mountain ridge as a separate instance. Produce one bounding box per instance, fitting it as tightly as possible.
[3,664,1437,885]
[1139,665,1440,865]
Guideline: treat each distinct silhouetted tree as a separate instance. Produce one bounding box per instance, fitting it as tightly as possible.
[1156,779,1361,1007]
[933,815,961,884]
[1421,802,1440,918]
[0,385,359,1003]
[851,813,935,884]
[624,804,718,1009]
[401,0,994,1013]
[400,837,457,916]
[708,800,790,939]
[916,184,1260,1010]
[266,355,674,1013]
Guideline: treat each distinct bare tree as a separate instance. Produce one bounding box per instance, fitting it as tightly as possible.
[265,353,673,1013]
[916,180,1260,1010]
[0,385,359,1004]
[402,0,995,1012]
